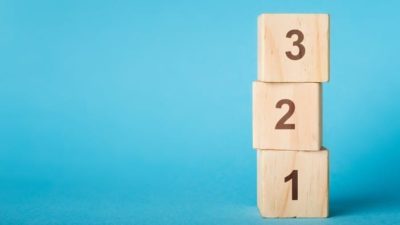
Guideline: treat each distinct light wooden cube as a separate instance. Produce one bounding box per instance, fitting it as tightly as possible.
[253,81,321,151]
[258,14,329,82]
[257,149,329,218]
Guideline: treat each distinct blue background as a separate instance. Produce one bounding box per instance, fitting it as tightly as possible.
[1,0,399,224]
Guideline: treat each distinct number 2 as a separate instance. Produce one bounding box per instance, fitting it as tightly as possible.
[285,29,305,60]
[275,99,295,130]
[284,170,298,200]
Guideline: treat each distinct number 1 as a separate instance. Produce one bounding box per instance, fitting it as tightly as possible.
[284,170,298,200]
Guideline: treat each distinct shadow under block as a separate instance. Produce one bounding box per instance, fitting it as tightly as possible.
[252,81,321,151]
[257,149,329,218]
[258,14,329,82]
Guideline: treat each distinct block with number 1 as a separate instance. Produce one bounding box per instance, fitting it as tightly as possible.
[257,149,329,218]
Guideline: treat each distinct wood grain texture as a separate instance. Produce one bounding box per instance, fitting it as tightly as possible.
[257,149,329,218]
[258,14,329,82]
[252,81,321,151]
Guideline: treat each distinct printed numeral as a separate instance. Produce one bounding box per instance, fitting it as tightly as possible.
[275,99,295,130]
[284,170,298,200]
[285,29,305,60]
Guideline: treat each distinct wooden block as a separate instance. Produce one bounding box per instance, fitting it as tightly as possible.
[258,14,329,82]
[257,149,329,218]
[253,81,321,151]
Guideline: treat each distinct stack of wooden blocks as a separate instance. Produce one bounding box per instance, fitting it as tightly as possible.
[253,14,330,218]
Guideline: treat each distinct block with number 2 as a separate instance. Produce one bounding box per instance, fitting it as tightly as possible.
[253,81,321,151]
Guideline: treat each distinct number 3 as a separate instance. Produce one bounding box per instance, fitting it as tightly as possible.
[286,29,305,60]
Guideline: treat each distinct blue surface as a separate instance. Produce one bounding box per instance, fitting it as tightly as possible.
[1,0,400,224]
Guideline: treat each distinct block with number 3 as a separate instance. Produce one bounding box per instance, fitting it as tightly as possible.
[258,14,329,82]
[253,81,321,151]
[257,149,329,218]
